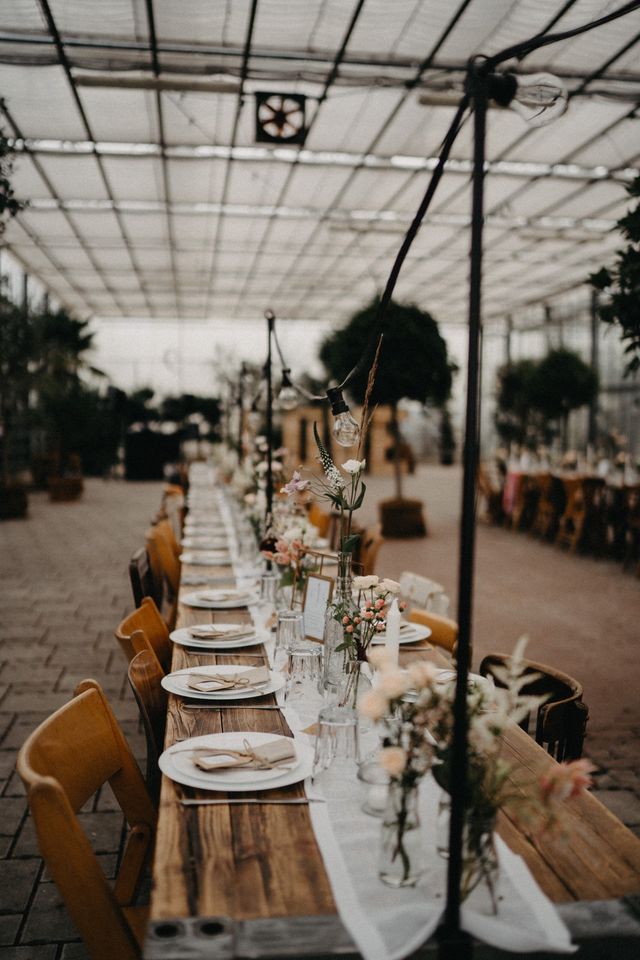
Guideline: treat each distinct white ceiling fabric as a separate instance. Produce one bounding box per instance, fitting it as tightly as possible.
[0,0,638,330]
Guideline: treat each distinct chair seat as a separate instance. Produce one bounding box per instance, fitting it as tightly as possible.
[123,905,150,948]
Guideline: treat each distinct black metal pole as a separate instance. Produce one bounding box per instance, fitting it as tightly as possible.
[265,310,275,527]
[237,363,246,462]
[438,64,487,960]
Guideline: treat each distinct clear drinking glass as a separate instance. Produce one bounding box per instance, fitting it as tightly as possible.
[274,610,305,671]
[284,644,324,716]
[312,705,360,800]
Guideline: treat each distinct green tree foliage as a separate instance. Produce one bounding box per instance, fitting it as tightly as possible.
[319,297,453,407]
[320,297,453,497]
[589,174,640,375]
[494,359,537,446]
[0,102,24,237]
[495,349,597,450]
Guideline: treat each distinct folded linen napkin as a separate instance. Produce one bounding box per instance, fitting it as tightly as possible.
[196,590,251,603]
[187,665,269,692]
[188,625,254,640]
[193,737,295,772]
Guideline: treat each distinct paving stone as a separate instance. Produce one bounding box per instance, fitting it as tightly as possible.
[592,789,640,825]
[0,860,40,912]
[60,943,89,960]
[0,693,70,715]
[0,913,21,945]
[0,752,17,781]
[2,771,27,798]
[0,667,63,686]
[20,883,78,942]
[0,947,58,960]
[0,798,28,834]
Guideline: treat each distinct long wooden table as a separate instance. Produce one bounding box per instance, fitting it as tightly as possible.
[146,551,640,958]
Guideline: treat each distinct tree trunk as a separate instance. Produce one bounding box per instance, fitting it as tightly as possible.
[390,401,403,501]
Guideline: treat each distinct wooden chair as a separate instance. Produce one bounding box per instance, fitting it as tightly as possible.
[360,525,384,576]
[555,477,585,551]
[478,653,589,761]
[530,474,565,542]
[399,571,446,610]
[477,464,504,525]
[128,650,167,805]
[408,608,458,655]
[115,598,172,674]
[154,518,181,560]
[145,526,179,627]
[16,681,157,960]
[308,502,331,538]
[128,547,162,610]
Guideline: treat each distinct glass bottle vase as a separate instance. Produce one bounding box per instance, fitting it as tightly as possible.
[322,552,358,700]
[379,779,424,888]
[436,797,499,912]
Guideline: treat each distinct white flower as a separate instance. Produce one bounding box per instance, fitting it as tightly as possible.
[379,669,411,699]
[367,647,392,671]
[341,458,365,475]
[359,689,389,721]
[379,746,407,778]
[255,461,268,474]
[376,578,400,596]
[407,661,438,690]
[282,525,304,543]
[353,575,379,590]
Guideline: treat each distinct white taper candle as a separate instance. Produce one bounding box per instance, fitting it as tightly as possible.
[385,598,401,666]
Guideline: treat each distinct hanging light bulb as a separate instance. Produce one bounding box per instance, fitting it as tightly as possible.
[277,369,299,411]
[506,72,568,128]
[327,386,360,448]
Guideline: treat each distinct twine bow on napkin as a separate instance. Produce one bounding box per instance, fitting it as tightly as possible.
[192,737,296,772]
[187,666,269,692]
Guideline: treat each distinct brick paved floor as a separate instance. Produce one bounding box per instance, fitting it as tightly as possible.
[0,468,638,956]
[0,479,162,959]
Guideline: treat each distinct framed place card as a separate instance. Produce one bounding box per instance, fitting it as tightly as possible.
[302,574,334,641]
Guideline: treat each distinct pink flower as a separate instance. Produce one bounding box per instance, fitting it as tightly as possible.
[399,600,407,611]
[375,622,385,631]
[281,470,310,496]
[363,610,374,620]
[374,598,385,610]
[539,759,596,802]
[354,616,361,625]
[342,615,350,625]
[346,625,354,633]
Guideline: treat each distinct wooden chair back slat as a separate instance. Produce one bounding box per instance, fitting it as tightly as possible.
[479,653,588,761]
[115,598,172,674]
[408,608,458,654]
[128,650,167,804]
[128,547,162,609]
[17,682,156,960]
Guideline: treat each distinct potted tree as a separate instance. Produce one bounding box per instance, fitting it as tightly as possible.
[0,293,33,518]
[320,298,454,537]
[34,307,103,501]
[527,348,598,451]
[0,106,28,518]
[494,359,538,449]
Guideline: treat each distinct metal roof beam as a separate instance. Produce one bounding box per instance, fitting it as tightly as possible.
[35,0,153,316]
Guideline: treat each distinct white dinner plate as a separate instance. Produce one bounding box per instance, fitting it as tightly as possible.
[181,537,229,549]
[370,622,431,645]
[170,623,264,650]
[180,553,232,567]
[161,664,285,700]
[183,524,228,535]
[159,731,314,793]
[181,590,258,609]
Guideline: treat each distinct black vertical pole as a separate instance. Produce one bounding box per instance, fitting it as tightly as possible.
[237,363,246,463]
[588,290,599,448]
[265,310,275,527]
[438,64,487,960]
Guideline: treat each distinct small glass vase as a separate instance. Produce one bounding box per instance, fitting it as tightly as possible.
[322,552,358,699]
[436,797,499,912]
[338,657,372,712]
[379,778,424,888]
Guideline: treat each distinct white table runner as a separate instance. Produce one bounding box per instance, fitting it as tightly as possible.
[284,710,575,960]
